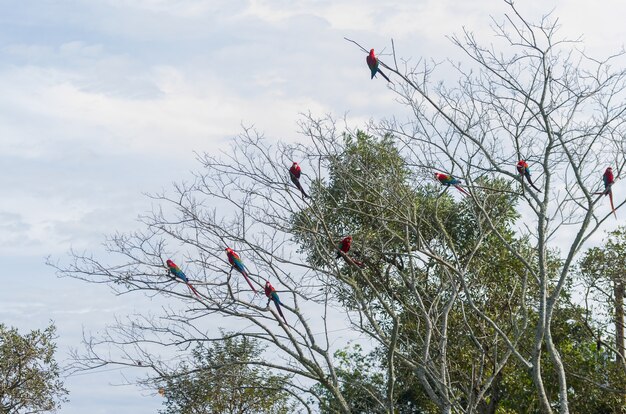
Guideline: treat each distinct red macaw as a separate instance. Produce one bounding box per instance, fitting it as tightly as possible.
[516,160,541,192]
[336,236,365,267]
[594,167,616,218]
[264,281,287,324]
[166,259,201,298]
[289,162,309,198]
[336,236,352,258]
[225,247,257,292]
[435,173,469,196]
[366,49,391,83]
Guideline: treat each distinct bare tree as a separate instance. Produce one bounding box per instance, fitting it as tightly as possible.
[55,126,359,413]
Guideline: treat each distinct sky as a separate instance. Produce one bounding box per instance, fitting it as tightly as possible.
[1,0,626,412]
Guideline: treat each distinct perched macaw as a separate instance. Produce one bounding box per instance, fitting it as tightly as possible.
[335,236,365,267]
[594,167,616,218]
[435,173,469,196]
[366,49,391,83]
[336,236,352,258]
[289,162,309,198]
[166,259,201,298]
[225,247,257,292]
[264,281,287,324]
[516,160,541,192]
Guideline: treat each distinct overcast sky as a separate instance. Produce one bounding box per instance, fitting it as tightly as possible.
[1,1,625,412]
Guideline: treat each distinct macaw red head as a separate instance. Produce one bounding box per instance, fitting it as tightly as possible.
[166,259,174,267]
[265,280,272,288]
[607,167,613,172]
[292,162,298,166]
[369,49,375,58]
[435,172,446,180]
[225,247,233,254]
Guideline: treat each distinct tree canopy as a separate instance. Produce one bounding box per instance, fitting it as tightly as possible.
[0,323,67,413]
[159,335,294,414]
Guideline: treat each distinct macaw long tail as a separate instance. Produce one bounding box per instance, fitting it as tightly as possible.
[274,301,287,324]
[291,176,309,198]
[186,282,201,298]
[609,191,617,218]
[377,68,391,83]
[297,183,309,198]
[454,185,470,196]
[525,175,542,193]
[341,254,365,268]
[241,271,258,293]
[352,258,365,268]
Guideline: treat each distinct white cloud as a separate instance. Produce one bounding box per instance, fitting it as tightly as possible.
[103,0,241,18]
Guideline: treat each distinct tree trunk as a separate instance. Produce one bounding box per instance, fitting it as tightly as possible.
[485,371,502,414]
[615,280,625,366]
[477,371,503,414]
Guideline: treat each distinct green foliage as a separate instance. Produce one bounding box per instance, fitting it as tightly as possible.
[292,130,415,266]
[292,131,522,277]
[314,344,437,413]
[580,226,626,282]
[294,130,542,412]
[495,303,626,414]
[0,323,68,413]
[159,335,294,414]
[314,344,386,413]
[574,226,626,413]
